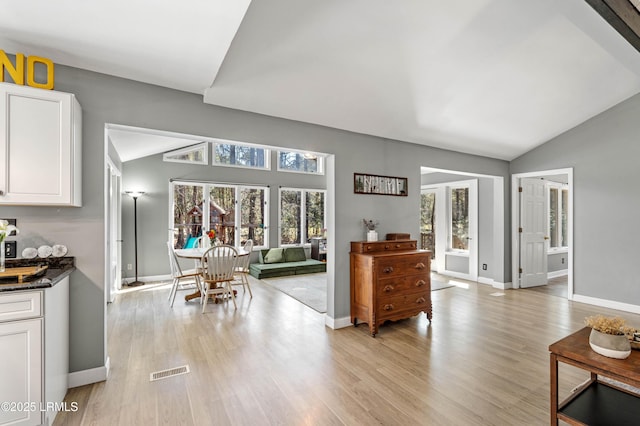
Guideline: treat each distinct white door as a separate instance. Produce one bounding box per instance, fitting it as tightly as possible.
[520,178,548,288]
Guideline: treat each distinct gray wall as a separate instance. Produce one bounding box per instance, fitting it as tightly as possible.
[3,62,511,375]
[512,91,640,304]
[548,252,568,273]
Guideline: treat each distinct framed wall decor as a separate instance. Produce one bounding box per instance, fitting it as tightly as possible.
[354,173,408,196]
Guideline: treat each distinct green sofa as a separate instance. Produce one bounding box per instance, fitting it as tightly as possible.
[249,247,326,279]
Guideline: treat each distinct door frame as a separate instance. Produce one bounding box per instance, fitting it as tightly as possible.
[421,179,478,281]
[105,157,122,303]
[511,168,573,298]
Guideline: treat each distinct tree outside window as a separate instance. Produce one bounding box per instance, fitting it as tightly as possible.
[280,188,326,246]
[450,187,469,251]
[171,182,268,249]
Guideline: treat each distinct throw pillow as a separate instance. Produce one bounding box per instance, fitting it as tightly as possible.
[284,247,307,262]
[263,248,285,264]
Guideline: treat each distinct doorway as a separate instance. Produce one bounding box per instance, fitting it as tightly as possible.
[421,179,478,282]
[105,158,122,303]
[511,168,573,299]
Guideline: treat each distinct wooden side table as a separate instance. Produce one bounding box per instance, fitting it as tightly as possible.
[549,327,640,425]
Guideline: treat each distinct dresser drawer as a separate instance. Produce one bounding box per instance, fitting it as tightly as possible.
[352,240,418,253]
[376,254,429,278]
[377,292,430,319]
[377,275,429,295]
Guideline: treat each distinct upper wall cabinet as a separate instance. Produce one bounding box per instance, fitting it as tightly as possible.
[0,83,82,206]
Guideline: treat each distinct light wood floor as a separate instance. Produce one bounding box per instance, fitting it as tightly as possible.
[54,277,640,425]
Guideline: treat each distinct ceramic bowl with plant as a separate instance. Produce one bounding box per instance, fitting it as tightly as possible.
[584,314,632,359]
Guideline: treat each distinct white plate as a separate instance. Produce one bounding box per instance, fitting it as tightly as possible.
[37,245,53,258]
[52,244,68,257]
[22,247,37,259]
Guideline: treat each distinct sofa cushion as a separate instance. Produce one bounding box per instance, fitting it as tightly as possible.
[284,247,306,262]
[263,248,285,264]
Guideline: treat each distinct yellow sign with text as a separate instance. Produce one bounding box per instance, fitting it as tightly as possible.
[0,50,55,90]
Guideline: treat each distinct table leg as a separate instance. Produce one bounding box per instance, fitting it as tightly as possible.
[185,290,201,301]
[550,353,558,425]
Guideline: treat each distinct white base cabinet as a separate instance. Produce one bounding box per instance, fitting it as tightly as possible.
[0,82,82,206]
[0,277,69,426]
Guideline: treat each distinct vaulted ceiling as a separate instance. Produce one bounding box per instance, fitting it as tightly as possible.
[2,0,640,161]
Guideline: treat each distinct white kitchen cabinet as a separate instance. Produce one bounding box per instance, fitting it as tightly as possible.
[0,82,82,206]
[0,292,43,426]
[0,277,69,426]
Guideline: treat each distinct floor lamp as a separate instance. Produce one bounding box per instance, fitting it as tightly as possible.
[125,191,145,286]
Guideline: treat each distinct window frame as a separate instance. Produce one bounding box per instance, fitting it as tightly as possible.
[547,181,569,252]
[170,180,269,250]
[162,142,208,165]
[448,183,471,254]
[278,187,327,247]
[276,149,325,175]
[211,139,271,170]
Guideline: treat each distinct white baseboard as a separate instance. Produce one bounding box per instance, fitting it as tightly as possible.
[548,270,568,279]
[572,294,640,315]
[326,315,351,329]
[477,277,512,290]
[124,274,172,285]
[68,357,110,388]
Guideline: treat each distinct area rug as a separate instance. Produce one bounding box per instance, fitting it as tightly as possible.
[261,273,455,313]
[261,273,327,313]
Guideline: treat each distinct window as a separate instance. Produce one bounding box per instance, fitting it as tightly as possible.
[277,150,324,175]
[213,140,269,169]
[171,183,205,248]
[420,190,436,257]
[163,142,208,165]
[450,186,469,251]
[548,183,568,250]
[171,181,268,249]
[279,188,326,246]
[240,187,267,247]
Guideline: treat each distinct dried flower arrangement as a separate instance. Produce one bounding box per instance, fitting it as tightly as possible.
[584,314,634,336]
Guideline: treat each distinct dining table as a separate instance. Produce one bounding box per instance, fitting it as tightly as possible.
[174,246,250,301]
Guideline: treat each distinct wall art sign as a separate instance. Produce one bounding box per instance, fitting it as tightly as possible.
[354,173,408,196]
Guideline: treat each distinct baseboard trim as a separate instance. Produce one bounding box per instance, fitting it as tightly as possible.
[124,274,172,285]
[548,270,568,279]
[68,357,110,388]
[477,277,512,290]
[572,294,640,315]
[326,315,351,329]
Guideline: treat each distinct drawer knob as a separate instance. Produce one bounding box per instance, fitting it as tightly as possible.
[383,267,394,273]
[383,304,394,311]
[415,280,426,287]
[416,297,426,304]
[395,244,400,248]
[384,245,390,249]
[383,285,394,293]
[415,262,426,270]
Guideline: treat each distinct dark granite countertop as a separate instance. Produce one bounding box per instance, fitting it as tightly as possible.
[0,257,75,292]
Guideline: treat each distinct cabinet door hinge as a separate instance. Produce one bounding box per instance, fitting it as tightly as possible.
[519,227,523,233]
[519,187,523,192]
[519,268,523,274]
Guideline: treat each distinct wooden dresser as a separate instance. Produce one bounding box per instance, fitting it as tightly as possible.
[350,240,431,337]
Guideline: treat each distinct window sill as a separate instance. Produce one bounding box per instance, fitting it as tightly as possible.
[446,250,469,257]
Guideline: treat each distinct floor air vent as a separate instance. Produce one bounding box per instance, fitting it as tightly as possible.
[150,365,190,382]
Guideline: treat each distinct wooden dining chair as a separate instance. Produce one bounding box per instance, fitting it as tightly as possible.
[232,239,253,298]
[200,245,239,313]
[166,242,202,307]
